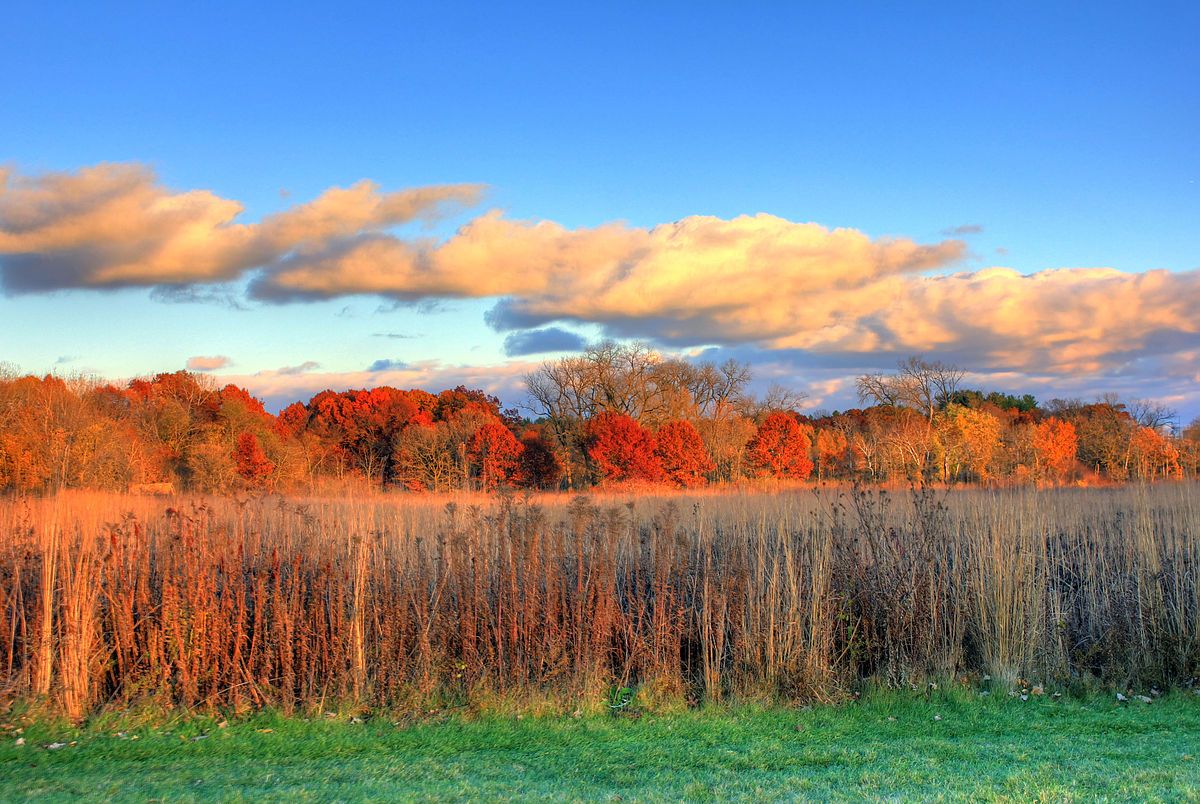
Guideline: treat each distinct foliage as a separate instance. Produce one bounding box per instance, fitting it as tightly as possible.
[233,432,275,488]
[653,420,714,487]
[695,405,756,483]
[1030,417,1077,481]
[1057,402,1135,479]
[948,389,1039,413]
[584,411,663,483]
[466,421,524,490]
[518,428,564,490]
[1130,426,1182,480]
[747,412,814,479]
[939,403,1003,481]
[0,351,1196,494]
[814,428,849,480]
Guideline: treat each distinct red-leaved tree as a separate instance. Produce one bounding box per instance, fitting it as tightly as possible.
[654,420,714,487]
[233,431,274,488]
[585,412,662,484]
[747,412,814,479]
[467,421,524,490]
[306,387,433,485]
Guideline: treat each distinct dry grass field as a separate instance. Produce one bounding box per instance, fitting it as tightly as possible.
[2,483,1197,723]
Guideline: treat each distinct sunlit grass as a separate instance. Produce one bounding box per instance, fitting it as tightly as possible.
[2,484,1198,720]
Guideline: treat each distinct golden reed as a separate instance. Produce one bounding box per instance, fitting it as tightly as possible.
[1,485,1197,720]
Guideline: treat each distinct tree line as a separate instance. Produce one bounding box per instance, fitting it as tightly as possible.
[0,348,1196,495]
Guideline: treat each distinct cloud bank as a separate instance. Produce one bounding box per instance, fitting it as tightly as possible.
[249,208,1200,377]
[5,162,1200,392]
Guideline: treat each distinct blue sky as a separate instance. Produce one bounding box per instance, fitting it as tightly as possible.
[2,2,1198,417]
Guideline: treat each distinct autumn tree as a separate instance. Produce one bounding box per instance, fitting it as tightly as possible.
[1053,400,1135,480]
[1180,418,1200,477]
[306,387,432,485]
[814,428,849,481]
[275,402,309,440]
[584,411,662,484]
[1129,426,1182,480]
[695,403,757,482]
[0,374,136,492]
[233,431,275,488]
[1030,417,1077,483]
[518,428,564,490]
[747,412,814,480]
[467,421,524,490]
[654,420,714,487]
[272,400,345,488]
[436,386,512,426]
[392,423,458,492]
[525,342,752,484]
[861,405,930,481]
[126,371,222,484]
[938,404,1003,482]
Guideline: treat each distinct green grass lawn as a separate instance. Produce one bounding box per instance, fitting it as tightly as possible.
[2,692,1198,801]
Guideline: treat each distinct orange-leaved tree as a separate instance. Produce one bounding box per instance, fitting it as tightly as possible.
[467,420,524,490]
[306,387,433,485]
[814,428,849,481]
[654,420,714,487]
[1130,426,1182,481]
[1030,417,1077,483]
[585,411,662,484]
[747,412,814,480]
[233,431,274,488]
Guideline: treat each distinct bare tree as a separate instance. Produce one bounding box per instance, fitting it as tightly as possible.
[525,342,755,427]
[856,372,906,408]
[856,356,964,421]
[742,383,809,418]
[1045,398,1083,416]
[1125,397,1178,432]
[687,359,752,417]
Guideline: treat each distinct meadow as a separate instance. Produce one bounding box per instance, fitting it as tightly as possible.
[1,483,1197,722]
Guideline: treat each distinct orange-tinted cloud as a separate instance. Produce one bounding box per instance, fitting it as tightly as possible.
[0,163,482,291]
[185,355,231,371]
[252,210,965,306]
[252,206,1200,375]
[6,163,1200,382]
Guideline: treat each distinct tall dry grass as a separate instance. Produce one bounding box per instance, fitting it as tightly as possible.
[1,484,1197,719]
